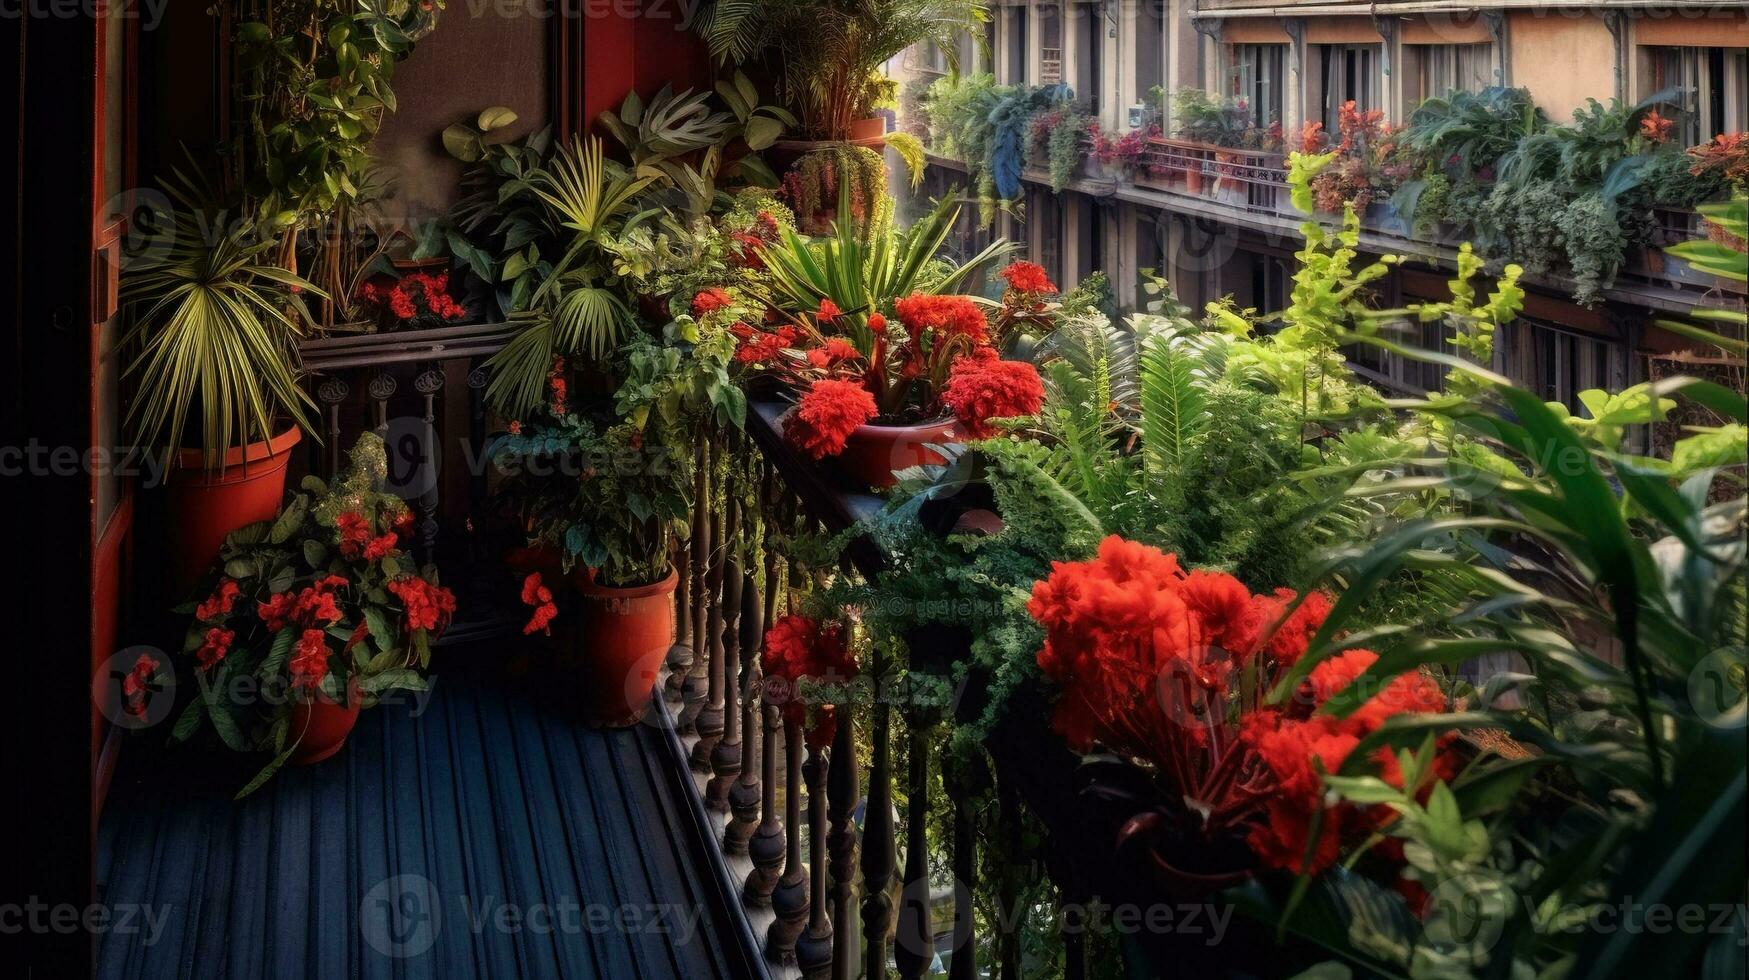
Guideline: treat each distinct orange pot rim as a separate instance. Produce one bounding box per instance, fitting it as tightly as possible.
[172,425,304,475]
[574,565,679,599]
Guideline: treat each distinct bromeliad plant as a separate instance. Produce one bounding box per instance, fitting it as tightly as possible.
[170,433,454,794]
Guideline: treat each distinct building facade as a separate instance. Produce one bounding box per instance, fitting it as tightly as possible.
[904,1,1748,412]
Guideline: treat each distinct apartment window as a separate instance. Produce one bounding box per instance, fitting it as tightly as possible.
[1028,188,1064,285]
[1228,44,1286,127]
[1318,44,1380,134]
[1404,43,1492,104]
[1500,320,1628,415]
[1133,0,1165,114]
[999,2,1030,84]
[1642,46,1749,146]
[1038,1,1064,85]
[915,41,950,75]
[1072,0,1103,112]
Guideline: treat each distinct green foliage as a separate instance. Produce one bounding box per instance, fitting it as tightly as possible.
[169,433,441,794]
[119,172,321,464]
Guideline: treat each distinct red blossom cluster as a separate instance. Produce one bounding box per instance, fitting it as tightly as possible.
[357,272,467,326]
[387,575,457,633]
[691,287,732,318]
[1639,110,1674,144]
[761,614,858,747]
[291,629,331,690]
[337,510,399,560]
[195,579,241,621]
[728,210,782,268]
[1028,536,1457,883]
[892,293,989,345]
[259,575,349,633]
[122,653,159,719]
[941,350,1047,439]
[547,355,569,417]
[999,260,1057,297]
[783,378,877,460]
[520,572,558,635]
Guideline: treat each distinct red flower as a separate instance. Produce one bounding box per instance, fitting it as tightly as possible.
[363,533,399,561]
[692,287,731,318]
[941,355,1044,439]
[196,627,235,671]
[999,260,1057,296]
[893,293,988,344]
[290,629,330,691]
[1639,110,1673,144]
[388,575,457,633]
[336,511,371,557]
[393,509,417,537]
[508,420,522,435]
[816,298,842,322]
[258,576,348,632]
[867,312,887,332]
[782,379,877,460]
[520,572,558,635]
[121,653,159,718]
[762,615,856,742]
[196,580,242,622]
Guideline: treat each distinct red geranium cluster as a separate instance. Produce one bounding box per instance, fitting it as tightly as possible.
[291,628,331,690]
[941,349,1047,439]
[337,510,398,560]
[691,287,732,318]
[259,575,349,632]
[520,572,558,635]
[892,293,989,345]
[783,378,877,459]
[999,260,1057,298]
[1029,535,1456,882]
[762,614,858,747]
[357,272,467,328]
[387,575,457,633]
[122,653,160,719]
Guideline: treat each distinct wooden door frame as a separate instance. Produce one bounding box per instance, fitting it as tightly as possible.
[2,6,103,976]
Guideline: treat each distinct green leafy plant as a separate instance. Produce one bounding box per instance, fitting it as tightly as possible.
[120,174,322,466]
[169,433,450,794]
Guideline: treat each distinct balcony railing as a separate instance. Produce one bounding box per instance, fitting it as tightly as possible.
[1133,136,1288,214]
[1041,47,1063,85]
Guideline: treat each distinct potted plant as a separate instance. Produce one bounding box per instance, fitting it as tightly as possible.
[170,433,453,793]
[732,260,1047,488]
[491,374,691,726]
[120,177,322,595]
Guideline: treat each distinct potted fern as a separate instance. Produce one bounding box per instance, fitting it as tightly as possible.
[120,176,322,595]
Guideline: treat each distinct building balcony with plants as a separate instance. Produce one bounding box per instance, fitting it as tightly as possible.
[13,2,1747,980]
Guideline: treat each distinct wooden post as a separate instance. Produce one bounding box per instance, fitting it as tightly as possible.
[894,719,934,980]
[827,694,861,980]
[692,472,727,771]
[861,649,896,980]
[746,696,785,906]
[680,436,711,732]
[707,482,743,810]
[767,714,810,961]
[725,542,763,850]
[795,739,834,979]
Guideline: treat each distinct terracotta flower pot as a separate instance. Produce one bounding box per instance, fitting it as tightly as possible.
[570,567,679,727]
[848,115,888,146]
[834,417,958,489]
[288,681,363,766]
[164,427,303,597]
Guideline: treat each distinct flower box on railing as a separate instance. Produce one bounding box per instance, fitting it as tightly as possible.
[1134,136,1287,213]
[1625,206,1748,295]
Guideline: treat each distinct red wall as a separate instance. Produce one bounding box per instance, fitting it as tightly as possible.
[581,5,711,133]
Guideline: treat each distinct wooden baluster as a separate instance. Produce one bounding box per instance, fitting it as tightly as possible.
[745,696,784,906]
[726,485,765,852]
[679,436,711,733]
[665,543,691,698]
[707,481,743,810]
[826,690,861,980]
[948,757,977,980]
[316,377,348,477]
[767,714,809,962]
[413,366,443,562]
[796,737,833,978]
[861,647,896,980]
[894,717,934,980]
[691,457,728,771]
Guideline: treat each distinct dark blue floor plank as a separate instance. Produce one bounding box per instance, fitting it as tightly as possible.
[95,673,753,979]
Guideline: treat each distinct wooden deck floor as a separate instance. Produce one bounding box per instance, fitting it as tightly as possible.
[96,676,762,979]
